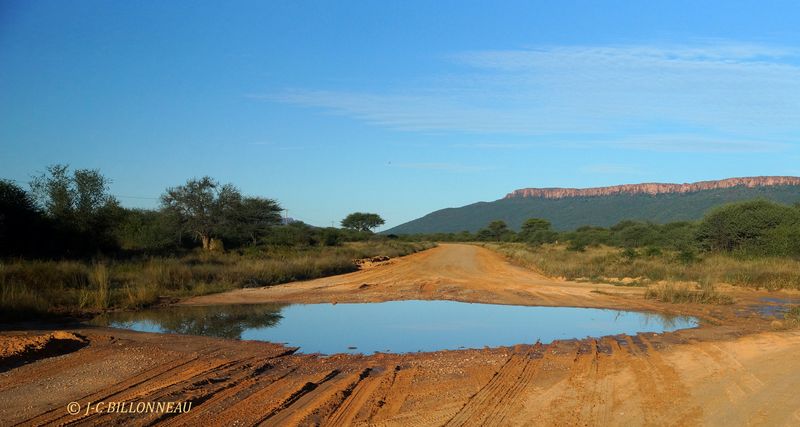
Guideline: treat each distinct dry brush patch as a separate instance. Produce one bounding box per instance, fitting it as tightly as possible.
[784,306,800,327]
[487,243,800,291]
[0,241,434,320]
[643,281,734,305]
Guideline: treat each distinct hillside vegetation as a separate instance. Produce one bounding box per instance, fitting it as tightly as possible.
[386,185,800,233]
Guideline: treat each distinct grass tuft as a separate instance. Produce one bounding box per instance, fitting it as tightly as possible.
[644,281,734,305]
[785,306,800,326]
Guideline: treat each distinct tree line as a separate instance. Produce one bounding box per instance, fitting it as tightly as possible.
[404,199,800,258]
[0,165,386,258]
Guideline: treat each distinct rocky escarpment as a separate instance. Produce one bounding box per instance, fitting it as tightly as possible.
[505,176,800,200]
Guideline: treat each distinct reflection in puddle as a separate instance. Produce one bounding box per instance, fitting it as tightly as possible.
[92,303,287,340]
[750,297,800,318]
[93,301,698,355]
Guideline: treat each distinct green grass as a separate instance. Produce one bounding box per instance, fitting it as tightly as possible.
[487,243,800,291]
[0,241,434,321]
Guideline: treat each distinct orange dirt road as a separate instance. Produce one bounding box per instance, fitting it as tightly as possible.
[2,244,800,426]
[185,243,668,310]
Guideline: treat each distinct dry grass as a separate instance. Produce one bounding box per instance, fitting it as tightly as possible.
[0,241,434,320]
[644,281,734,305]
[90,262,110,309]
[785,306,800,327]
[487,243,800,291]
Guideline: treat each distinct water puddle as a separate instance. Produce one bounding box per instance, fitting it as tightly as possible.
[92,301,698,355]
[749,297,800,318]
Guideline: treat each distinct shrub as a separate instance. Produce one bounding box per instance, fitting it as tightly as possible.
[696,200,800,255]
[677,248,698,264]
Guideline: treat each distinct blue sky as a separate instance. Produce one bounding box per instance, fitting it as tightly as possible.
[2,1,800,229]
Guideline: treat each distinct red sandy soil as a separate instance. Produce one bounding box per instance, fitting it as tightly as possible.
[1,244,799,426]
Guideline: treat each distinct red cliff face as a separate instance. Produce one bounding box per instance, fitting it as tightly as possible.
[504,176,800,200]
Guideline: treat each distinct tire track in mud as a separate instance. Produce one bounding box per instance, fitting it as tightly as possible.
[102,357,275,427]
[253,368,343,425]
[324,367,383,426]
[616,334,701,425]
[445,344,544,426]
[574,338,617,424]
[169,363,303,426]
[368,364,418,423]
[7,330,800,426]
[21,355,242,426]
[292,367,375,426]
[14,355,205,426]
[152,358,298,426]
[546,339,611,425]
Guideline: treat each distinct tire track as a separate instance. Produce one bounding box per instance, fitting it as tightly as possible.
[445,344,543,426]
[324,367,382,426]
[369,365,417,423]
[253,368,341,425]
[16,355,206,426]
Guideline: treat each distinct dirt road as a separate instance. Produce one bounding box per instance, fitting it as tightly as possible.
[2,244,800,426]
[186,243,668,311]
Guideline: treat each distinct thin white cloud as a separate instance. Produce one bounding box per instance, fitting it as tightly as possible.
[254,41,800,152]
[605,134,788,153]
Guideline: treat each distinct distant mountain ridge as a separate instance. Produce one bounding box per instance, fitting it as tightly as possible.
[505,176,800,199]
[386,176,800,234]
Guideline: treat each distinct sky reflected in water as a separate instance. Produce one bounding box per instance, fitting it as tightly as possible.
[94,300,698,355]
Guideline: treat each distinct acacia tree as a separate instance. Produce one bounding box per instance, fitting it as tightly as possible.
[228,197,282,245]
[519,218,557,245]
[477,220,515,241]
[341,212,385,232]
[161,177,243,250]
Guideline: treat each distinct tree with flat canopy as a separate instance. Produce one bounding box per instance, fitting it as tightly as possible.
[161,177,239,250]
[161,176,282,250]
[519,218,558,245]
[227,196,283,245]
[341,212,385,232]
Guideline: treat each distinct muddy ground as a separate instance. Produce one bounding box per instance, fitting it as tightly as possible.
[1,243,799,426]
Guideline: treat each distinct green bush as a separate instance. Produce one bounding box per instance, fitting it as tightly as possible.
[696,200,800,255]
